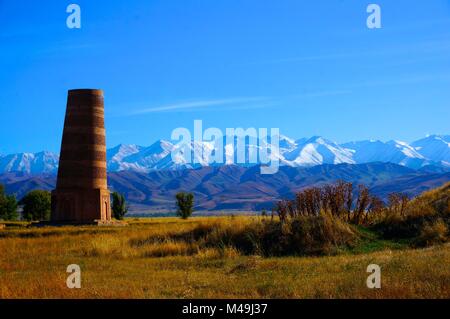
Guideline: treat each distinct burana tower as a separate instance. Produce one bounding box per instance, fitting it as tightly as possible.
[51,89,111,224]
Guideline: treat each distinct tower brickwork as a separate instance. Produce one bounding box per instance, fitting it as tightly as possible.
[51,89,111,223]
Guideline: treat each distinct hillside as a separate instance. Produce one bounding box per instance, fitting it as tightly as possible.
[1,163,449,213]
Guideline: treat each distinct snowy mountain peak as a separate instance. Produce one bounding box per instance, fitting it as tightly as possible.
[411,135,450,163]
[276,134,297,152]
[108,144,143,160]
[1,134,449,174]
[0,151,59,174]
[285,136,355,166]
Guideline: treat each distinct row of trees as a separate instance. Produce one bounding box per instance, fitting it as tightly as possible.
[3,179,410,224]
[275,181,409,225]
[0,187,51,221]
[0,184,129,221]
[1,182,195,221]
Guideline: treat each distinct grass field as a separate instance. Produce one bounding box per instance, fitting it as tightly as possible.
[0,216,449,299]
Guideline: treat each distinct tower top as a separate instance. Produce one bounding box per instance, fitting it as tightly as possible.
[68,89,104,96]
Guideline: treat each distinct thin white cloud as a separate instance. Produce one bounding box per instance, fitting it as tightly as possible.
[122,90,356,116]
[128,97,268,115]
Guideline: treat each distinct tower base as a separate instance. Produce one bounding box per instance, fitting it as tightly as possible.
[51,188,111,223]
[30,220,128,228]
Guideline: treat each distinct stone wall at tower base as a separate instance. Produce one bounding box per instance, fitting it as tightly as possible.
[51,188,111,223]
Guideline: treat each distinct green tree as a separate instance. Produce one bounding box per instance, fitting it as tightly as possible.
[20,190,51,221]
[175,192,194,219]
[0,184,18,221]
[111,192,128,220]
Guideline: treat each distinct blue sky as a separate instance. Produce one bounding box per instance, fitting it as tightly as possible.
[1,0,450,153]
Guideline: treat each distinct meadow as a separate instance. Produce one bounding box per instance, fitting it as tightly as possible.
[0,216,449,299]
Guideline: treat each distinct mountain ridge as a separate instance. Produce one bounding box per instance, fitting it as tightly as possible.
[2,162,449,213]
[1,134,450,174]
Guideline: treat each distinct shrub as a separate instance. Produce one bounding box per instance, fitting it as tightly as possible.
[0,184,18,221]
[416,219,448,247]
[111,192,128,220]
[181,215,359,257]
[175,192,194,219]
[287,215,358,256]
[404,183,449,218]
[374,182,450,241]
[128,215,359,257]
[20,190,51,221]
[275,181,391,225]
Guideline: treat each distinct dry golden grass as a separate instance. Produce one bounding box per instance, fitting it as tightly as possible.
[406,182,449,218]
[0,216,449,299]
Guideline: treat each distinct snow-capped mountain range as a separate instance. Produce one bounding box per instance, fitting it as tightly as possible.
[1,135,450,174]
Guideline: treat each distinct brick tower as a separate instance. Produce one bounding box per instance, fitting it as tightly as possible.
[51,89,111,223]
